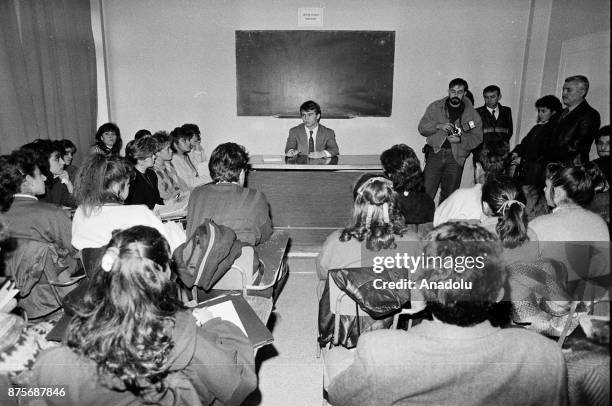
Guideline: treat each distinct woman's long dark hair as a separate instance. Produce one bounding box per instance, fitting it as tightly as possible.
[380,144,425,194]
[546,163,594,207]
[67,226,183,396]
[94,122,122,156]
[481,175,529,248]
[340,174,405,251]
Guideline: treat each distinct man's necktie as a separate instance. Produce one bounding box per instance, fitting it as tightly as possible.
[560,108,569,120]
[309,130,314,153]
[492,109,497,120]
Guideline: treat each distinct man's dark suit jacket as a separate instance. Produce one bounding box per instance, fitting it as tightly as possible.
[284,123,340,156]
[544,100,601,164]
[476,104,513,144]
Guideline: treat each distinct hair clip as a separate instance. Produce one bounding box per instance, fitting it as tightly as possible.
[497,199,525,215]
[382,202,390,224]
[101,247,120,272]
[356,176,393,197]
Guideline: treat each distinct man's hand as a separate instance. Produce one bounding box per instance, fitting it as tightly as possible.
[308,151,326,159]
[285,149,299,157]
[436,123,455,133]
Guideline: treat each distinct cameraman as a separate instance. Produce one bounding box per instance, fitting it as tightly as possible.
[418,78,483,204]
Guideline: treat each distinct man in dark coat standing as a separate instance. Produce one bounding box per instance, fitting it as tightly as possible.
[544,75,601,165]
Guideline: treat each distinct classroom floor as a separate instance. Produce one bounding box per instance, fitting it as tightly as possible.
[243,256,324,406]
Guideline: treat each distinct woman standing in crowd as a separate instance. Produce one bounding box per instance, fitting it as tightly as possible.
[28,225,257,405]
[511,95,562,187]
[380,144,434,225]
[72,154,181,252]
[125,136,163,210]
[91,122,122,157]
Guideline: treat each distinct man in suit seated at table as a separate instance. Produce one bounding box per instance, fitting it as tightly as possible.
[285,100,340,158]
[326,222,567,406]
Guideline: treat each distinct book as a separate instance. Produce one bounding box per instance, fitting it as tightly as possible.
[197,292,274,349]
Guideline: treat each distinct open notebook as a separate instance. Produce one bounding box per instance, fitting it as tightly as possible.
[195,293,274,349]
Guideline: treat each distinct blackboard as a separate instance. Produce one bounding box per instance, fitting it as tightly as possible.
[236,30,395,118]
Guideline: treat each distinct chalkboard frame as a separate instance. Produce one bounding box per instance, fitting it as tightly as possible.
[236,30,395,118]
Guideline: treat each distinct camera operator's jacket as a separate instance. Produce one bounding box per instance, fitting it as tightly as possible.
[418,97,483,166]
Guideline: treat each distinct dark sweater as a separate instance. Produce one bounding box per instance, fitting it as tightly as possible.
[187,183,272,246]
[125,168,163,210]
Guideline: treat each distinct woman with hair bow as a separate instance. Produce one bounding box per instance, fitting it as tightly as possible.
[479,174,540,265]
[27,225,257,406]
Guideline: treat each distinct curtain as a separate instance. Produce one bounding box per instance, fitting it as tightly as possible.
[0,0,97,163]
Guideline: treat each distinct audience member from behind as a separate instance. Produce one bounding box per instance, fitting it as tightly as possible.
[187,142,272,246]
[134,129,151,140]
[434,140,509,226]
[480,175,540,264]
[60,139,79,183]
[317,174,420,281]
[151,131,190,203]
[530,163,609,280]
[27,226,257,405]
[124,136,163,210]
[544,75,601,165]
[21,139,76,208]
[91,122,122,157]
[380,144,434,225]
[511,95,562,187]
[592,125,610,182]
[285,100,340,158]
[72,154,180,252]
[0,150,79,318]
[326,222,567,406]
[170,126,205,189]
[418,78,483,203]
[584,161,609,225]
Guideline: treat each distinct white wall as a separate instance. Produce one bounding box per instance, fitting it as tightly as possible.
[98,0,532,157]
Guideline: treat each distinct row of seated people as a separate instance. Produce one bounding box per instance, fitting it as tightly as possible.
[317,156,609,345]
[0,140,273,319]
[323,222,605,406]
[23,122,209,211]
[313,143,609,404]
[0,223,257,405]
[0,135,609,405]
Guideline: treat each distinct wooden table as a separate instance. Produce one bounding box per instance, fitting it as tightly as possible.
[248,155,383,249]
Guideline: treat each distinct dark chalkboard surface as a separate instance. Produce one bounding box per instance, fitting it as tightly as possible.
[236,30,395,118]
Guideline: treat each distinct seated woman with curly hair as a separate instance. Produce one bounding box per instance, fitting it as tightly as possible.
[317,174,420,281]
[317,174,421,347]
[380,144,434,225]
[28,226,257,405]
[71,154,181,252]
